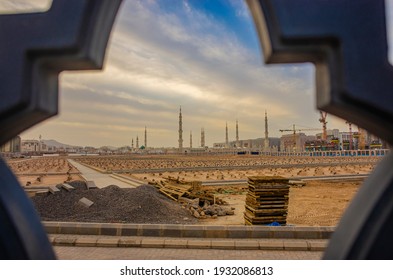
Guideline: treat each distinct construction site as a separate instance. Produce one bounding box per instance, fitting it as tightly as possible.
[3,152,379,227]
[1,107,389,228]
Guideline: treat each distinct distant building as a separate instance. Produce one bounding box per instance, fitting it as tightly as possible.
[280,133,316,152]
[316,129,339,141]
[213,137,280,150]
[1,136,21,153]
[21,139,40,153]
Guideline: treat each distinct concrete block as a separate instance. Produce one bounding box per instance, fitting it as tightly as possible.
[44,222,60,234]
[101,224,119,236]
[48,186,60,194]
[75,237,98,247]
[78,223,101,235]
[259,240,284,250]
[187,240,211,249]
[271,227,295,239]
[54,237,76,246]
[162,224,183,237]
[121,224,139,236]
[319,227,335,239]
[227,226,251,238]
[96,238,119,247]
[235,240,260,250]
[294,227,320,239]
[249,227,272,238]
[164,239,188,248]
[35,190,48,196]
[48,236,55,244]
[118,238,142,247]
[78,197,94,208]
[58,222,78,234]
[61,183,75,191]
[183,225,205,238]
[283,240,308,251]
[204,226,227,238]
[308,240,329,251]
[140,224,162,237]
[211,240,235,249]
[86,181,98,189]
[141,239,165,248]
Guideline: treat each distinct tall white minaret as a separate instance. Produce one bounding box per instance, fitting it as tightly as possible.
[178,106,183,152]
[136,135,139,149]
[236,119,239,147]
[144,126,147,149]
[190,131,192,149]
[201,128,205,148]
[225,122,229,148]
[264,110,269,151]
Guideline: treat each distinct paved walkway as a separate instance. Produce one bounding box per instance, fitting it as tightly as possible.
[67,159,140,188]
[54,245,323,260]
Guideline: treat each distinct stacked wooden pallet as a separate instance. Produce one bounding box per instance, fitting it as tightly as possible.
[159,184,192,201]
[244,176,290,225]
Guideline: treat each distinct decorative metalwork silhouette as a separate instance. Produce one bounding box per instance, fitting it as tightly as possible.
[0,0,122,259]
[247,0,393,259]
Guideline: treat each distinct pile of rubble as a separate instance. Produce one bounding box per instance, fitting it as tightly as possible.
[179,197,235,219]
[30,181,198,224]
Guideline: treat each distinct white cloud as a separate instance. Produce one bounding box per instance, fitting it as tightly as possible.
[21,0,326,147]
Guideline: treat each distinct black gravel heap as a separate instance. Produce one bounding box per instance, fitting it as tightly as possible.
[31,181,197,224]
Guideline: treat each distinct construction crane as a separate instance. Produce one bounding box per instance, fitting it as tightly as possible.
[357,126,367,150]
[279,124,321,152]
[319,111,328,141]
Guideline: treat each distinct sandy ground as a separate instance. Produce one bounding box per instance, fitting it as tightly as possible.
[198,180,361,226]
[130,164,373,183]
[4,155,372,226]
[5,157,83,186]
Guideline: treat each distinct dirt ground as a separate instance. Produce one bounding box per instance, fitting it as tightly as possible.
[199,180,361,226]
[6,155,369,226]
[30,178,362,226]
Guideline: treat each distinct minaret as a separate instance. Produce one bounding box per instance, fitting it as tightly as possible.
[225,122,229,148]
[136,135,139,149]
[201,128,205,148]
[178,106,183,152]
[144,126,147,149]
[190,131,192,149]
[131,138,134,149]
[264,110,269,151]
[236,119,239,147]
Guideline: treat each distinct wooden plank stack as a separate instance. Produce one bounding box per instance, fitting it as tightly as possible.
[244,176,290,225]
[159,184,192,201]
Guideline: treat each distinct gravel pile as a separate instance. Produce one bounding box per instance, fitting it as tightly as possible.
[31,181,198,224]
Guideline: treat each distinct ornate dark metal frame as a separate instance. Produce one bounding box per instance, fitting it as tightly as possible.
[0,0,122,259]
[1,0,392,259]
[247,0,393,259]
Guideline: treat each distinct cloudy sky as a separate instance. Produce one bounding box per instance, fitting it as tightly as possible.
[3,0,390,148]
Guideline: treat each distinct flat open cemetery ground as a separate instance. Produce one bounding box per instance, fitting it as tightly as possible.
[5,154,381,226]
